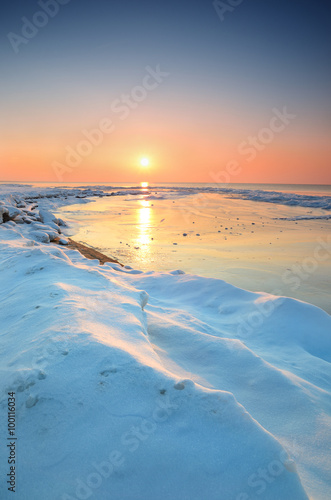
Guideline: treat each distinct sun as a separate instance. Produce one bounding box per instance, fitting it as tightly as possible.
[140,157,149,167]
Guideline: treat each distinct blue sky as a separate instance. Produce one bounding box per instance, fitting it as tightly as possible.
[1,0,330,182]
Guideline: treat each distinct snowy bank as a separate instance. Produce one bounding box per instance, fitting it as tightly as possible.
[0,190,330,500]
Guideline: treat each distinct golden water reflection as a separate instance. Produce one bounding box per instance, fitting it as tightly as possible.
[137,200,152,252]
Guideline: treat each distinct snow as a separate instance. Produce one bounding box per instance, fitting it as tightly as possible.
[0,182,330,212]
[223,189,331,210]
[28,230,51,243]
[0,187,330,500]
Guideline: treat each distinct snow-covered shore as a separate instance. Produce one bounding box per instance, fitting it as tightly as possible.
[0,187,330,500]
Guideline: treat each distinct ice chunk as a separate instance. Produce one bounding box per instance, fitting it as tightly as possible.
[29,231,50,243]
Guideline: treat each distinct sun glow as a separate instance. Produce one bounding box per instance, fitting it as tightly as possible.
[140,157,150,167]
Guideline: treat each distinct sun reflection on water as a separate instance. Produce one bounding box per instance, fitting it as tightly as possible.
[137,199,152,250]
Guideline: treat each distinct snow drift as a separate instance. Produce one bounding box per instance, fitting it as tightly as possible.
[0,189,330,500]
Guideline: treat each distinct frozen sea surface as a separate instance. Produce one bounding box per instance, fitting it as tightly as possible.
[54,184,331,314]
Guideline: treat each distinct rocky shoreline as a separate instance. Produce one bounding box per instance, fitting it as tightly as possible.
[0,190,122,266]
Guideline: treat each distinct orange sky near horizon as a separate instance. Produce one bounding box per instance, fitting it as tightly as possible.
[1,118,330,185]
[1,1,330,186]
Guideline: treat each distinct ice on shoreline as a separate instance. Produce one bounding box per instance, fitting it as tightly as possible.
[0,187,331,500]
[0,182,330,211]
[274,214,331,221]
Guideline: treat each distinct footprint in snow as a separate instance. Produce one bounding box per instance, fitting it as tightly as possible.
[26,395,39,408]
[174,379,195,391]
[100,368,118,377]
[139,290,149,310]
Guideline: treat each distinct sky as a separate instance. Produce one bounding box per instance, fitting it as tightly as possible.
[0,0,330,184]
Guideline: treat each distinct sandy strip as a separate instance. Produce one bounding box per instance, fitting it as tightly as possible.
[56,237,123,266]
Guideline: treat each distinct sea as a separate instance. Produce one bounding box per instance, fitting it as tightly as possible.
[1,181,330,313]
